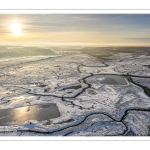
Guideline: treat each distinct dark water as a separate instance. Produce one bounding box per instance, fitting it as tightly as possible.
[128,77,150,97]
[60,85,82,90]
[99,75,128,85]
[0,103,60,126]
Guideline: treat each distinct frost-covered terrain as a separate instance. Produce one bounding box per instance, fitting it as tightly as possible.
[0,46,150,136]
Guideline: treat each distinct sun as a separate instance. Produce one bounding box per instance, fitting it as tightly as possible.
[10,22,22,36]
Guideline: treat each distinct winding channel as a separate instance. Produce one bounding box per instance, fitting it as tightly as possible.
[3,72,149,136]
[0,56,150,136]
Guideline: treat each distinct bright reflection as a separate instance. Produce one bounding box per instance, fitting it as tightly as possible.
[0,104,60,126]
[10,22,22,36]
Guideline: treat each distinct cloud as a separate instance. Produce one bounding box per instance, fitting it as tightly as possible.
[0,14,150,45]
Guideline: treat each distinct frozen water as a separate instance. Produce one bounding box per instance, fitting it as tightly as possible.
[0,104,60,126]
[98,75,128,85]
[0,46,150,136]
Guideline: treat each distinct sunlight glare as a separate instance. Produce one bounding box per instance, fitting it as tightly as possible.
[10,22,22,36]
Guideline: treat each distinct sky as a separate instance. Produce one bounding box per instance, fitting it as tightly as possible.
[0,14,150,46]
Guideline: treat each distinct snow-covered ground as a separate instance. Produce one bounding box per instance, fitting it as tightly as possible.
[0,47,150,136]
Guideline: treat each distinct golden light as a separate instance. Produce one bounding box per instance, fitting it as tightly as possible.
[10,22,22,36]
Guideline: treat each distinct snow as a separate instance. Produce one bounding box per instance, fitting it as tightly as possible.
[0,48,150,136]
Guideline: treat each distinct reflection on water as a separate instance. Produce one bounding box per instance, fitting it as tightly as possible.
[0,103,60,126]
[99,75,128,85]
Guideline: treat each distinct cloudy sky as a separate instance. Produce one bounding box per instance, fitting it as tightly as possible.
[0,14,150,46]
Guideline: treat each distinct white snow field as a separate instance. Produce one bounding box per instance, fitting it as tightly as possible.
[0,46,150,136]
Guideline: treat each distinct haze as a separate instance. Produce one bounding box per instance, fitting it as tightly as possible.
[0,14,150,46]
